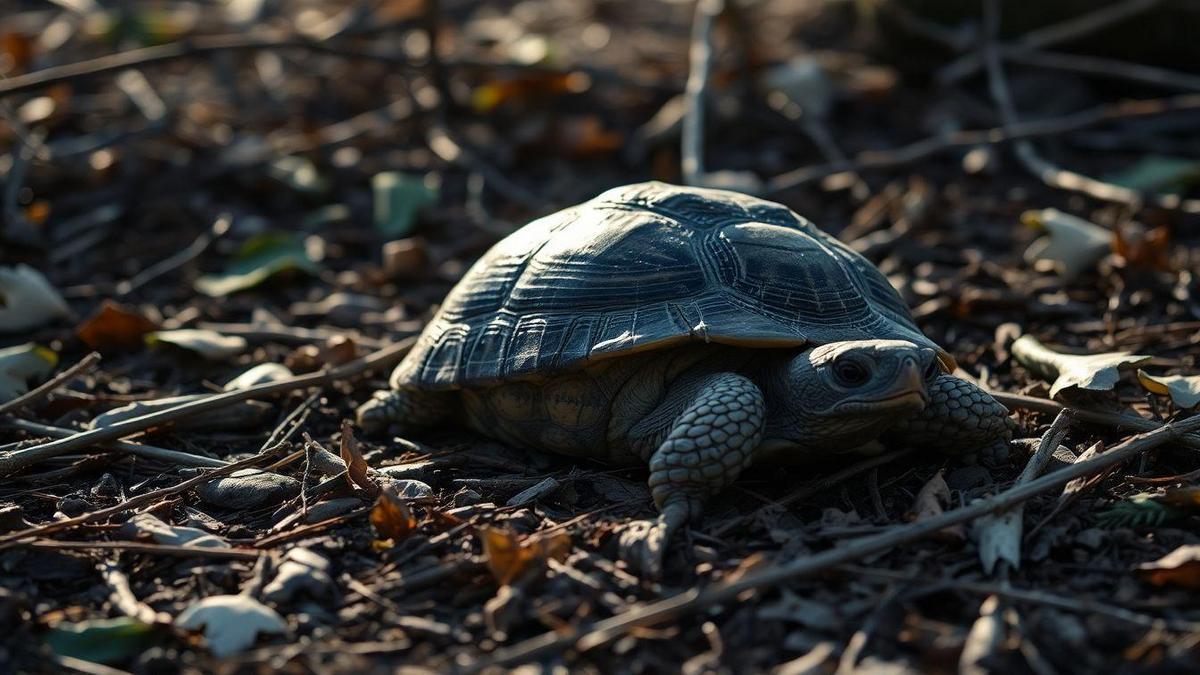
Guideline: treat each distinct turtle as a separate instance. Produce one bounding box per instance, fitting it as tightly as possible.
[357,181,1012,573]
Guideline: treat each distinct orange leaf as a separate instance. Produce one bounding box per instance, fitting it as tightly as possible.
[75,301,159,352]
[479,526,571,585]
[1137,545,1200,589]
[339,419,377,496]
[370,487,418,541]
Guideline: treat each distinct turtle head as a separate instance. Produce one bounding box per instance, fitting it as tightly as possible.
[764,340,941,452]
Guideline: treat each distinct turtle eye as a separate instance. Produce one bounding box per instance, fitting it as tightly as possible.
[833,358,870,387]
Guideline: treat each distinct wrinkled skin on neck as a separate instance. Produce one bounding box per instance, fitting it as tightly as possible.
[758,339,942,455]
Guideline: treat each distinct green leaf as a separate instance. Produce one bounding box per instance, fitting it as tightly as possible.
[1011,335,1150,398]
[195,233,322,296]
[46,617,157,664]
[1104,155,1200,194]
[0,343,58,403]
[372,172,438,237]
[1138,370,1200,409]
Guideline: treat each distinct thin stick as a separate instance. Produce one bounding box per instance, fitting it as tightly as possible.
[0,337,413,476]
[0,352,100,416]
[766,94,1200,193]
[710,448,914,537]
[986,390,1200,449]
[682,0,723,185]
[3,418,228,468]
[1002,47,1200,93]
[937,0,1161,85]
[33,540,261,561]
[467,414,1200,669]
[0,443,291,549]
[116,215,230,296]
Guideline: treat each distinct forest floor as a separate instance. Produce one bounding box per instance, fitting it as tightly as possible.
[2,0,1200,672]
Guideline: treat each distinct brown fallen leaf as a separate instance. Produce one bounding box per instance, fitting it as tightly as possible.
[340,420,377,497]
[908,469,964,540]
[479,526,571,585]
[75,301,158,352]
[1137,545,1200,589]
[370,487,418,542]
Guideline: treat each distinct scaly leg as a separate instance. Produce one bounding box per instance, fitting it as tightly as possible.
[355,388,455,435]
[889,375,1014,464]
[619,373,766,576]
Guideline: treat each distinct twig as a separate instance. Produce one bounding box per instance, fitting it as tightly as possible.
[467,413,1200,669]
[981,0,1200,214]
[99,560,168,624]
[0,443,291,549]
[682,0,723,185]
[987,390,1200,451]
[937,0,1161,85]
[115,215,231,296]
[710,448,914,537]
[840,564,1200,633]
[2,418,228,468]
[193,322,390,350]
[0,352,100,416]
[0,337,413,476]
[1002,47,1200,93]
[32,539,261,561]
[766,94,1200,193]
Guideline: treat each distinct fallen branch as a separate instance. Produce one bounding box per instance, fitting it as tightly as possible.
[469,413,1200,669]
[0,337,413,476]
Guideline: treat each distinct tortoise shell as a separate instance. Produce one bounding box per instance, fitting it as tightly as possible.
[391,182,948,389]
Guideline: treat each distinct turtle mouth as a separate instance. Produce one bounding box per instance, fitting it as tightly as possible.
[830,390,928,414]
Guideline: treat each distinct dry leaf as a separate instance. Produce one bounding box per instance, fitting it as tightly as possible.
[1021,208,1112,280]
[1012,335,1150,398]
[1113,222,1172,272]
[339,419,377,496]
[147,329,247,361]
[1137,545,1200,589]
[0,343,57,403]
[175,595,287,657]
[909,470,963,540]
[0,264,71,333]
[75,301,158,352]
[370,487,418,541]
[223,363,293,391]
[479,526,571,585]
[1138,370,1200,409]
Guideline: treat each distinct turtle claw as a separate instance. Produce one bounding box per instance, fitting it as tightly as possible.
[617,516,672,578]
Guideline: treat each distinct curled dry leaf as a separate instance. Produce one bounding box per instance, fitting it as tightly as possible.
[0,343,58,403]
[147,329,247,361]
[370,487,418,541]
[75,300,158,352]
[479,526,572,585]
[909,469,964,540]
[175,595,287,657]
[0,264,71,333]
[1137,370,1200,409]
[1136,545,1200,589]
[340,419,377,496]
[1021,208,1112,280]
[1011,335,1150,398]
[262,548,334,603]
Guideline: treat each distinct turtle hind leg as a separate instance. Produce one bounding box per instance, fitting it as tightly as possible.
[355,388,455,435]
[619,372,766,577]
[890,375,1015,464]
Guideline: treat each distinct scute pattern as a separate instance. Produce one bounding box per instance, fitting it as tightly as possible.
[391,182,942,389]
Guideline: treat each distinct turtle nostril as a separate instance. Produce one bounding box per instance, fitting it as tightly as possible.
[833,358,870,387]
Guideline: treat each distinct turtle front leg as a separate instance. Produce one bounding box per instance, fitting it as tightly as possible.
[619,373,766,577]
[889,375,1014,464]
[355,388,455,435]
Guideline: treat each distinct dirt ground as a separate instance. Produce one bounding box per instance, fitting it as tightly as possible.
[2,0,1200,673]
